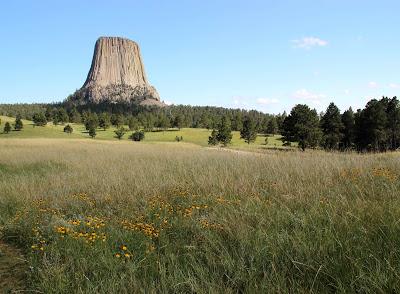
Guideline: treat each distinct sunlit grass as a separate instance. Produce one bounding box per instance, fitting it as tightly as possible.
[0,139,399,292]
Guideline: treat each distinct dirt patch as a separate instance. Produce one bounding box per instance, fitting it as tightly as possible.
[0,241,27,292]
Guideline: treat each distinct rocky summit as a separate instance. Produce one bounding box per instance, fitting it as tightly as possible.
[71,37,164,106]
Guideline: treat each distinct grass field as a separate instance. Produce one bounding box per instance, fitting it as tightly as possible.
[0,115,285,149]
[0,138,399,292]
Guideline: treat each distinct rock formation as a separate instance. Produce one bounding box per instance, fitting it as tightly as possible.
[72,37,164,106]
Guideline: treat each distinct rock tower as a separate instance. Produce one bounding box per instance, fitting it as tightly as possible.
[75,37,164,106]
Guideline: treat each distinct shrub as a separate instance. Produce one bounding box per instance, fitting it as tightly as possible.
[114,127,126,140]
[63,124,73,134]
[129,130,145,141]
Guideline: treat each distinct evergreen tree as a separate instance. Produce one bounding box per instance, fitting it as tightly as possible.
[282,104,322,151]
[232,112,243,131]
[68,108,81,123]
[386,97,400,150]
[99,113,111,130]
[128,117,140,131]
[14,115,23,131]
[88,126,96,138]
[84,113,99,131]
[173,114,184,130]
[208,129,218,145]
[320,103,343,150]
[3,122,11,134]
[32,112,47,126]
[341,107,355,150]
[216,116,233,146]
[355,99,388,151]
[266,117,278,135]
[57,108,69,124]
[240,116,257,144]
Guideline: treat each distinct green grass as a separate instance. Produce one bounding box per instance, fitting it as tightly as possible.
[0,139,399,292]
[0,115,285,149]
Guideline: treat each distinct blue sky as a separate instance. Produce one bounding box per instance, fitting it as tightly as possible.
[0,0,399,114]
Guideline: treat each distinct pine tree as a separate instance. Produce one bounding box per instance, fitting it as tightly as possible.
[14,115,23,131]
[4,122,11,134]
[208,129,218,145]
[99,113,111,131]
[32,112,47,126]
[266,117,278,135]
[282,104,322,151]
[240,116,257,144]
[89,126,96,138]
[173,114,184,130]
[341,107,355,150]
[386,97,400,150]
[320,103,343,150]
[216,116,233,146]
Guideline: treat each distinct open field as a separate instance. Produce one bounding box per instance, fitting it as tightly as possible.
[0,115,285,149]
[0,138,399,292]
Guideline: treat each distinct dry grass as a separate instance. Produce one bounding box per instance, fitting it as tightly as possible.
[0,139,399,293]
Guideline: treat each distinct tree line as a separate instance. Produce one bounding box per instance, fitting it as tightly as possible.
[1,96,399,152]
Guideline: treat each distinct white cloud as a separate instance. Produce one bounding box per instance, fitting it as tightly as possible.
[292,37,328,49]
[389,83,400,89]
[164,100,173,105]
[293,89,326,105]
[368,81,379,88]
[256,98,279,105]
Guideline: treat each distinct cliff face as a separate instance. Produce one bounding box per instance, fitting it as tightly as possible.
[76,37,164,106]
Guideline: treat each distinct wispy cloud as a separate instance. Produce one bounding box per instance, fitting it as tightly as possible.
[368,81,379,88]
[292,37,328,50]
[256,98,279,105]
[389,83,400,89]
[293,89,326,106]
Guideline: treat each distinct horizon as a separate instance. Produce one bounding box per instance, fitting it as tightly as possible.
[0,1,399,114]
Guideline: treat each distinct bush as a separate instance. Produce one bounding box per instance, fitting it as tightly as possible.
[129,130,145,141]
[175,136,183,142]
[114,127,126,140]
[63,124,73,134]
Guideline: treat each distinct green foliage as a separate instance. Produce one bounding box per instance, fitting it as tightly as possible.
[282,104,322,151]
[129,130,145,141]
[216,116,233,146]
[114,127,126,140]
[208,129,218,145]
[14,115,23,131]
[173,114,184,130]
[63,124,73,134]
[3,122,11,134]
[128,116,140,131]
[320,103,343,150]
[240,116,257,144]
[341,107,355,150]
[266,117,278,135]
[99,113,111,131]
[88,127,96,138]
[84,113,99,131]
[32,112,47,126]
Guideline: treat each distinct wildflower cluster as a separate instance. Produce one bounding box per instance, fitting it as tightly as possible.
[339,168,362,181]
[372,167,398,182]
[120,220,159,238]
[199,219,223,231]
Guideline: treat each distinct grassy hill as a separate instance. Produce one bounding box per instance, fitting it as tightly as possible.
[0,115,285,149]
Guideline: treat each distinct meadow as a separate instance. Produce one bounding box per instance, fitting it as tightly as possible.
[0,115,284,149]
[0,137,399,293]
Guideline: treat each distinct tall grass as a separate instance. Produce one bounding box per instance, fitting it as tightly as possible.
[0,139,399,293]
